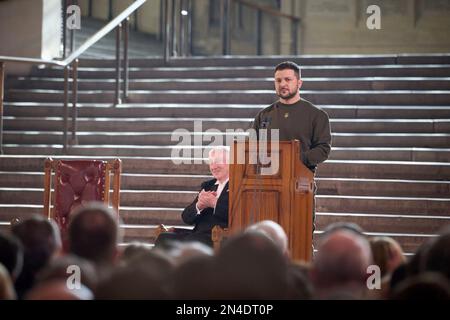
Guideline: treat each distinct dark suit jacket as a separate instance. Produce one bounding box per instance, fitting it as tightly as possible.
[181,178,229,235]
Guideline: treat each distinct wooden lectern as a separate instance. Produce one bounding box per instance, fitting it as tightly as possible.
[212,140,314,261]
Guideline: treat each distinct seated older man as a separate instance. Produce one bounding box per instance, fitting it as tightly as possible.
[155,147,229,248]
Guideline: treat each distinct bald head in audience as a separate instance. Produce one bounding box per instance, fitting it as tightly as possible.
[311,229,372,299]
[246,220,289,257]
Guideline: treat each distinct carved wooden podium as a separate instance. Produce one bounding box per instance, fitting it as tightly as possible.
[212,140,314,261]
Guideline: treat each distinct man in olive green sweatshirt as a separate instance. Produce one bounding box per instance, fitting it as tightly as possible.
[251,61,332,230]
[252,61,331,173]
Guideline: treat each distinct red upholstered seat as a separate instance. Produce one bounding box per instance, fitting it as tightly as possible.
[43,158,121,235]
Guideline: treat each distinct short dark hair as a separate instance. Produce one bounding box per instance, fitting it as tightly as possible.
[68,203,120,266]
[11,215,61,273]
[275,61,301,79]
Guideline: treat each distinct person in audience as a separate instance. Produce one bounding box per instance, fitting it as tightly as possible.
[245,220,289,258]
[321,221,366,238]
[25,280,93,300]
[310,229,373,299]
[34,254,98,293]
[389,272,450,300]
[170,255,216,299]
[67,202,122,276]
[120,242,153,266]
[155,147,230,248]
[368,236,406,298]
[163,241,214,266]
[0,263,16,300]
[422,227,450,280]
[11,215,62,299]
[286,261,314,299]
[0,232,23,282]
[95,250,174,299]
[212,231,289,299]
[370,236,406,279]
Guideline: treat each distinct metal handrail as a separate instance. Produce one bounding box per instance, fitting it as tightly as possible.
[0,0,146,154]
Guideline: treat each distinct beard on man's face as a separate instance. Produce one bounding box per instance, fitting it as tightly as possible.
[276,87,299,100]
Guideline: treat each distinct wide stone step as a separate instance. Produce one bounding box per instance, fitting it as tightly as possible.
[4,138,450,162]
[317,195,450,215]
[0,172,209,190]
[0,170,448,198]
[3,118,253,132]
[4,117,450,133]
[1,202,446,237]
[0,188,196,207]
[1,156,450,180]
[117,224,436,254]
[0,203,446,239]
[319,160,450,180]
[3,132,450,148]
[30,65,450,79]
[6,89,450,105]
[1,188,448,216]
[8,77,450,91]
[77,54,450,68]
[5,103,450,120]
[329,148,450,162]
[317,178,450,198]
[0,220,433,254]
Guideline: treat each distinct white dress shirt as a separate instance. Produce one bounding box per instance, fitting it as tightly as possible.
[196,178,229,215]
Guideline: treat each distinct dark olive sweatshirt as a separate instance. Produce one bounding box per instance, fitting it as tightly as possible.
[251,98,332,172]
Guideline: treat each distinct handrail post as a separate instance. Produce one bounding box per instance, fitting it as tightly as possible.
[71,59,78,145]
[115,23,122,105]
[163,0,171,63]
[171,0,177,56]
[187,0,193,56]
[0,62,4,154]
[180,0,185,56]
[123,18,129,100]
[221,0,231,55]
[88,0,93,17]
[69,0,75,54]
[62,0,68,58]
[256,9,262,55]
[63,66,70,153]
[292,19,299,55]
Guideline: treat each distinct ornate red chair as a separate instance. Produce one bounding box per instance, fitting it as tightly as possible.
[43,158,122,239]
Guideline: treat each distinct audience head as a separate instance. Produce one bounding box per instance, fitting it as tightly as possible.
[390,272,450,300]
[286,261,314,299]
[0,232,23,280]
[246,220,289,257]
[11,215,62,298]
[95,250,174,300]
[208,147,230,183]
[369,236,406,278]
[35,254,98,292]
[213,231,289,299]
[171,255,216,299]
[11,215,61,269]
[423,228,450,280]
[166,241,214,266]
[25,280,93,300]
[311,229,372,298]
[68,202,121,267]
[321,222,365,238]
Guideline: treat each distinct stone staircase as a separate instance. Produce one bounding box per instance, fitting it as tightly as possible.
[1,54,450,254]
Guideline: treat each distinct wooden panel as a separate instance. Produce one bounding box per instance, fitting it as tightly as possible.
[229,140,314,262]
